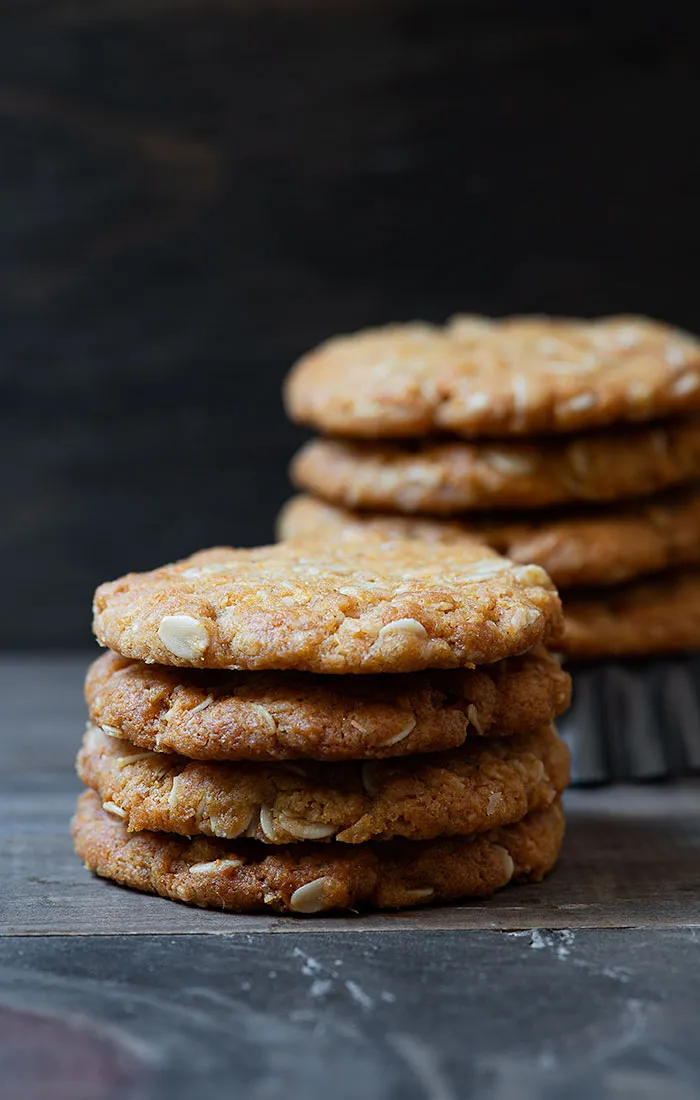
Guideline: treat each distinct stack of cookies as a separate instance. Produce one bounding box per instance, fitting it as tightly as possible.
[73,539,571,915]
[281,315,700,661]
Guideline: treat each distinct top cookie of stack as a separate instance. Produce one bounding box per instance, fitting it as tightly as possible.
[91,539,562,674]
[282,315,700,659]
[285,315,700,437]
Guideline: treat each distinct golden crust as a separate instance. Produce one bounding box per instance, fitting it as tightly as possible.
[72,790,565,913]
[562,567,700,659]
[285,316,700,439]
[278,489,700,588]
[92,542,563,673]
[77,724,569,844]
[85,647,571,761]
[290,419,700,515]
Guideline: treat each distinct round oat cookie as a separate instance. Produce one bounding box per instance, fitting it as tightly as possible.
[291,419,700,514]
[77,724,569,845]
[278,488,700,588]
[86,647,571,761]
[285,315,700,439]
[72,790,564,914]
[562,567,700,659]
[92,541,562,674]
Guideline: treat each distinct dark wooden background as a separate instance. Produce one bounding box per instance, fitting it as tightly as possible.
[2,0,699,647]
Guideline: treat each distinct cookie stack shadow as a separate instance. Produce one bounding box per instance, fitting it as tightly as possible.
[281,314,700,663]
[73,540,571,915]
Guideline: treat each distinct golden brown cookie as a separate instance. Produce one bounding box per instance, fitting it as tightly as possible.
[278,488,700,588]
[285,315,700,438]
[77,724,569,844]
[562,568,700,659]
[72,790,565,913]
[85,647,571,761]
[92,542,562,674]
[290,419,700,514]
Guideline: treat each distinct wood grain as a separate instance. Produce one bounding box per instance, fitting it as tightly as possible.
[2,929,700,1099]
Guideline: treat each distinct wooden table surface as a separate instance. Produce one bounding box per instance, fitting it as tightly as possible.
[2,654,699,1099]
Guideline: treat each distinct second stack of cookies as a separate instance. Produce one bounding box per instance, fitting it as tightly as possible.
[281,314,700,660]
[74,538,570,915]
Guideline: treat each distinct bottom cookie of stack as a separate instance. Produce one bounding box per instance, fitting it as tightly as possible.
[72,790,565,915]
